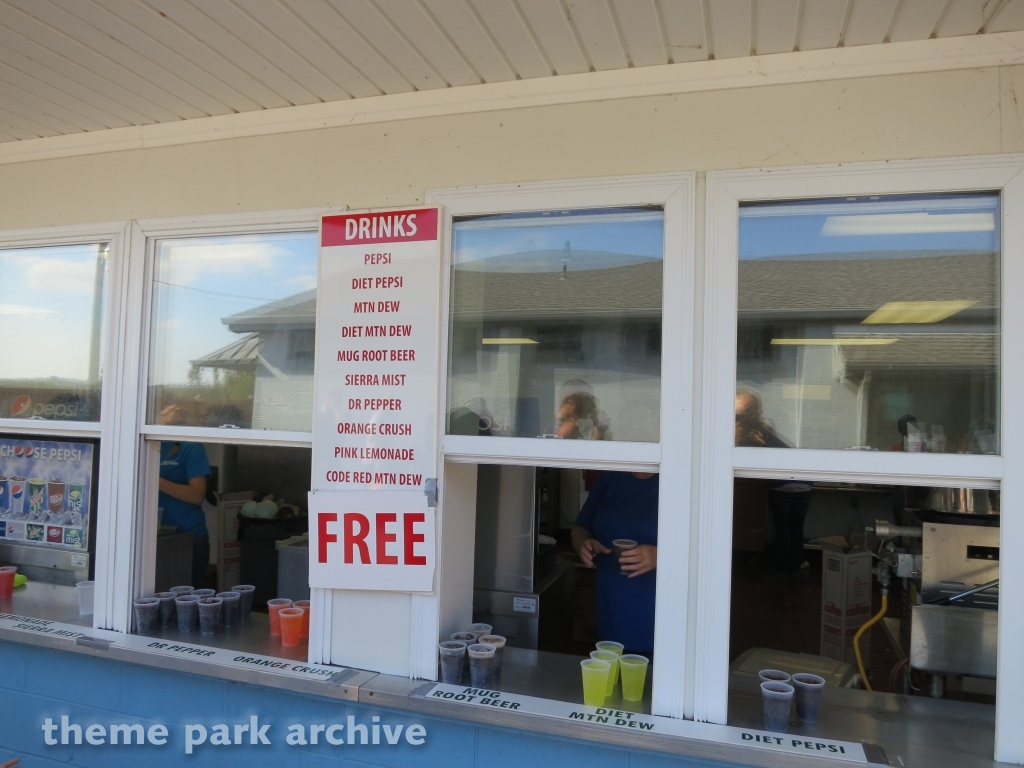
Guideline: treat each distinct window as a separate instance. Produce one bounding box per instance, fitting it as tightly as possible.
[147,232,318,432]
[0,243,110,423]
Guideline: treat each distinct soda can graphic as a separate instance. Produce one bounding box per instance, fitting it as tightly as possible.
[27,478,46,519]
[9,476,26,516]
[46,525,62,544]
[64,527,84,548]
[6,521,25,539]
[67,483,85,515]
[26,523,44,542]
[0,476,8,512]
[47,480,66,514]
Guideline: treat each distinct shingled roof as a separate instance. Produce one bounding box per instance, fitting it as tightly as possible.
[221,289,316,332]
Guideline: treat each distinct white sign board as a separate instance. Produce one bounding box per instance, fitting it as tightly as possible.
[310,208,442,590]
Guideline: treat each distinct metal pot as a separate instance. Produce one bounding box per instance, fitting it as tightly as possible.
[924,487,993,515]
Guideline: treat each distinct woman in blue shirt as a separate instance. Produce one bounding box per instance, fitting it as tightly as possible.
[572,471,659,654]
[156,405,211,588]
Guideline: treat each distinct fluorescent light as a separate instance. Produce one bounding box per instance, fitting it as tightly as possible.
[482,338,538,345]
[771,338,898,346]
[821,212,995,236]
[862,300,977,324]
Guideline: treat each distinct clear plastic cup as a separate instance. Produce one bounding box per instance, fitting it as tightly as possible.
[792,673,826,724]
[169,586,194,597]
[192,589,215,599]
[438,641,467,684]
[293,599,311,638]
[0,566,16,599]
[175,594,200,632]
[153,592,177,628]
[619,654,650,702]
[197,597,222,635]
[759,669,792,685]
[761,681,794,733]
[613,539,638,575]
[477,635,506,680]
[216,591,240,626]
[581,659,611,706]
[595,641,624,656]
[278,607,304,647]
[133,597,160,636]
[591,650,620,696]
[231,585,256,619]
[467,623,492,636]
[267,598,292,636]
[450,631,478,643]
[468,643,497,687]
[76,580,95,616]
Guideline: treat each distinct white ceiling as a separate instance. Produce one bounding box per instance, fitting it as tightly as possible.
[0,0,1022,143]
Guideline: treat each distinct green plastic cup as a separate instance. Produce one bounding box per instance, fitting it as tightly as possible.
[619,654,650,702]
[581,659,610,706]
[591,650,620,695]
[595,641,624,656]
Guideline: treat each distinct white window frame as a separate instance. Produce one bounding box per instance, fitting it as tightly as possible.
[426,174,695,718]
[700,156,1024,763]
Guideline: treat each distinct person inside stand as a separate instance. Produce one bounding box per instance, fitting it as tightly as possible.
[572,471,658,654]
[735,390,812,575]
[156,404,211,589]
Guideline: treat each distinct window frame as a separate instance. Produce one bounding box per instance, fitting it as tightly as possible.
[427,174,696,718]
[700,156,1024,763]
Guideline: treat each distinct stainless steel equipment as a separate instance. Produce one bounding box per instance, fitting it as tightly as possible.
[923,487,993,515]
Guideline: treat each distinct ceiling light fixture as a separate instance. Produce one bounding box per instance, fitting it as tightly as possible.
[862,300,977,324]
[481,338,539,345]
[770,338,898,346]
[820,212,995,236]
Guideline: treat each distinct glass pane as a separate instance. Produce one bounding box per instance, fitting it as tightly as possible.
[736,193,1000,453]
[0,243,109,422]
[448,208,664,442]
[148,232,318,431]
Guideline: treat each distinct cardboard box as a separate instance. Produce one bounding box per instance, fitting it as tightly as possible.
[216,492,251,592]
[820,538,873,667]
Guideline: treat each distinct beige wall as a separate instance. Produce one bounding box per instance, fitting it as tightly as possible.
[1,66,1022,230]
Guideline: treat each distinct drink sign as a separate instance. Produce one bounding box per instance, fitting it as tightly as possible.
[309,208,442,591]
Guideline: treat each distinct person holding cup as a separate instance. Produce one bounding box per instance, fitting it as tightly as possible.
[571,471,658,654]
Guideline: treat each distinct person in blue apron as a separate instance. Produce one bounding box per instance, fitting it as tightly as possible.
[572,471,659,654]
[156,405,211,589]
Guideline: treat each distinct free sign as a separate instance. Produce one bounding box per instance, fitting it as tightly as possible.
[307,491,435,591]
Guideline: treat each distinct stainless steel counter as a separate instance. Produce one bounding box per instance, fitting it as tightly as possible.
[1,580,92,626]
[146,611,309,662]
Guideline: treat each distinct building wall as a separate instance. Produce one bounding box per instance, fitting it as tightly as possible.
[0,640,731,768]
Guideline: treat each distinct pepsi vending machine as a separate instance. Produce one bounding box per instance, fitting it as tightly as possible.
[0,436,98,580]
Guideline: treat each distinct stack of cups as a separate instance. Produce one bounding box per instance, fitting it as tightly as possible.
[759,670,794,733]
[175,594,200,632]
[232,585,256,619]
[153,592,177,628]
[438,640,467,684]
[267,598,293,636]
[216,591,240,626]
[76,580,95,616]
[293,600,311,638]
[467,643,497,687]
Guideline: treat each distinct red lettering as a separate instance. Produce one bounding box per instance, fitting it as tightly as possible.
[318,512,338,564]
[376,513,399,565]
[404,513,427,566]
[344,513,371,564]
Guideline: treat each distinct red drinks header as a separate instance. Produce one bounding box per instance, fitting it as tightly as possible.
[322,208,438,247]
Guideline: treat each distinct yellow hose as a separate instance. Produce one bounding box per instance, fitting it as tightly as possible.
[853,593,888,692]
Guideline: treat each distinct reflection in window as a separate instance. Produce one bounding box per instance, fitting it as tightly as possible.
[0,243,109,422]
[447,208,664,442]
[736,193,1000,453]
[147,232,318,431]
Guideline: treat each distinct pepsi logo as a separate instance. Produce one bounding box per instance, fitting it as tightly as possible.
[10,395,31,417]
[10,483,23,496]
[13,446,24,458]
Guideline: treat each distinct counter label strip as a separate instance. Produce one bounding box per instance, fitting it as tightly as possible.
[422,684,871,764]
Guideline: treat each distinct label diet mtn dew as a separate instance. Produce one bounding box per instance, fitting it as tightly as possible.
[27,478,46,518]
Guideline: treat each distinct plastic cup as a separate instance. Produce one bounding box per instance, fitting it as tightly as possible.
[76,580,95,616]
[438,641,467,684]
[192,589,215,598]
[613,539,638,575]
[267,598,292,636]
[468,643,497,687]
[175,595,200,632]
[0,566,15,599]
[278,607,304,647]
[154,592,177,628]
[170,586,194,597]
[761,681,794,733]
[197,597,222,635]
[595,641,624,656]
[478,635,506,680]
[792,673,826,724]
[216,591,240,626]
[619,654,650,702]
[231,585,256,619]
[759,669,792,684]
[591,650,620,696]
[133,597,160,636]
[293,599,311,638]
[467,623,492,636]
[450,631,478,643]
[581,659,611,706]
